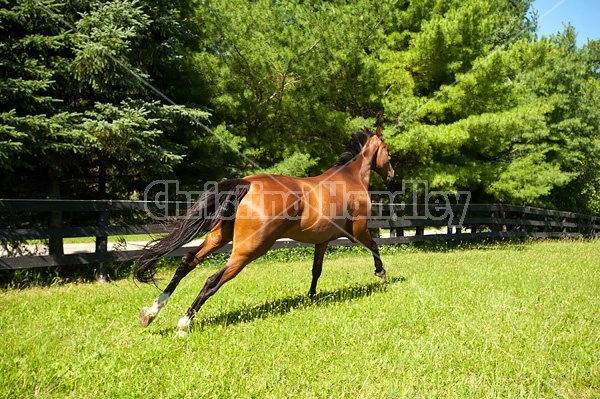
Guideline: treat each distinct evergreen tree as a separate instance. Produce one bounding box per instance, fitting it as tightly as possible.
[192,0,385,176]
[0,0,209,200]
[1,0,598,215]
[0,0,87,198]
[380,1,600,212]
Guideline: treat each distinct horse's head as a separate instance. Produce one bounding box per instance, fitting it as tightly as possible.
[370,126,395,183]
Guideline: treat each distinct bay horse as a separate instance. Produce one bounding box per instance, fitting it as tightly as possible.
[135,127,394,334]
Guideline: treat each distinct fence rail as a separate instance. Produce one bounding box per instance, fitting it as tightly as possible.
[1,199,599,271]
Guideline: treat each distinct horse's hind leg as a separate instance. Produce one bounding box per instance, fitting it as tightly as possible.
[174,253,250,334]
[175,238,275,334]
[139,222,233,327]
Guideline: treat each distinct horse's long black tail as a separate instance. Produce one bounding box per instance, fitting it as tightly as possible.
[135,178,251,283]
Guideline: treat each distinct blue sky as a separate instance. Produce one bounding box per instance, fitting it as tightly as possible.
[532,0,600,46]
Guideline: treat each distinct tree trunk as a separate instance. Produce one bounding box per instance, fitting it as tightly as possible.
[98,159,107,199]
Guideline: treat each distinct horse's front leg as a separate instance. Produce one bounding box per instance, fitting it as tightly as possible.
[353,223,386,280]
[309,242,328,298]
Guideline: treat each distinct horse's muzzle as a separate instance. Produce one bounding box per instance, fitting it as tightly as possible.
[386,169,395,182]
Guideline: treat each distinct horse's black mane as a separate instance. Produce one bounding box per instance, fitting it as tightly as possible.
[334,130,375,166]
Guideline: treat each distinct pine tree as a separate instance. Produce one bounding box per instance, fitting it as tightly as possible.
[0,0,210,200]
[379,1,600,212]
[0,0,86,194]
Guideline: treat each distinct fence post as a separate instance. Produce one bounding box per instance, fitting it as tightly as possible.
[416,206,425,236]
[520,210,527,242]
[48,208,64,256]
[446,221,453,248]
[455,213,463,243]
[396,205,404,237]
[389,212,397,238]
[489,210,496,243]
[577,217,582,237]
[95,208,109,282]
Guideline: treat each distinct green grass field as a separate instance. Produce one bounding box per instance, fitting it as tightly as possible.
[26,234,164,245]
[1,240,599,398]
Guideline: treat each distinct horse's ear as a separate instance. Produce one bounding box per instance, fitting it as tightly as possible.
[362,125,369,133]
[375,125,383,137]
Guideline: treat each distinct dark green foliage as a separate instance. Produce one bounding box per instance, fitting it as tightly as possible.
[380,2,600,213]
[1,0,599,214]
[0,0,209,200]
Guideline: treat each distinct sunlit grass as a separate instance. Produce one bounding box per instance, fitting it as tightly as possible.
[1,240,599,398]
[26,234,165,245]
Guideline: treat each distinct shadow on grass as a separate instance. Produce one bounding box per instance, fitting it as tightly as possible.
[195,277,406,329]
[199,276,407,329]
[155,276,406,335]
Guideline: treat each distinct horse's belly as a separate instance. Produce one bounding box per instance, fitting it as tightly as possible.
[283,219,347,244]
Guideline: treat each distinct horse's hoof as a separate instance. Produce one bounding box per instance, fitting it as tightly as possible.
[175,315,192,338]
[139,307,155,327]
[374,270,387,280]
[177,314,193,331]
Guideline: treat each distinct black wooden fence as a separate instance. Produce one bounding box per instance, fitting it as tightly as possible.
[1,199,599,271]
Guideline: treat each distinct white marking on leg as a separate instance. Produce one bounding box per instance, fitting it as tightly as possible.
[148,292,170,318]
[177,314,192,331]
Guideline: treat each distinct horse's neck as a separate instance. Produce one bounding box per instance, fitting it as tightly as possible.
[339,150,374,189]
